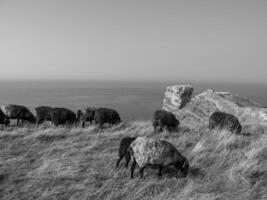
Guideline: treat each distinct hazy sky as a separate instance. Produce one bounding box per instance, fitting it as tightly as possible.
[0,0,266,83]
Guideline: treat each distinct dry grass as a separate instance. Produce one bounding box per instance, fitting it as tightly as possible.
[0,121,266,200]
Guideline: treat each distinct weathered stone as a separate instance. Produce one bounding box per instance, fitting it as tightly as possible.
[163,85,193,110]
[163,86,267,127]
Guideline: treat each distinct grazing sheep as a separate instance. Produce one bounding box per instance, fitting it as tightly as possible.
[153,110,179,133]
[94,107,121,128]
[50,107,77,126]
[1,104,36,125]
[35,106,53,125]
[76,107,96,127]
[209,111,242,133]
[116,137,137,168]
[129,137,189,179]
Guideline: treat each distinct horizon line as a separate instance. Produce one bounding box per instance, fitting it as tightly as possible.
[0,78,266,85]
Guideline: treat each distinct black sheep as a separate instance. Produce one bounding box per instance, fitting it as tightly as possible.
[153,110,179,133]
[35,106,53,125]
[1,104,35,125]
[50,107,77,126]
[209,111,242,133]
[76,107,96,127]
[116,137,137,168]
[94,107,121,129]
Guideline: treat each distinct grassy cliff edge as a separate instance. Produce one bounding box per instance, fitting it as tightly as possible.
[0,121,266,200]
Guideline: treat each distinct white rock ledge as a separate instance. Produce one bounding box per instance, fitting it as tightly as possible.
[163,85,267,126]
[163,85,193,110]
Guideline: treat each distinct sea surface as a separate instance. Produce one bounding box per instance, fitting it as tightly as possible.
[0,81,266,121]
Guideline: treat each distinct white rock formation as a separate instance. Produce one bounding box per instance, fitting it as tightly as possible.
[163,85,267,126]
[163,85,193,110]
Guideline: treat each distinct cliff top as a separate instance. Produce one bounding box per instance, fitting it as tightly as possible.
[163,84,267,126]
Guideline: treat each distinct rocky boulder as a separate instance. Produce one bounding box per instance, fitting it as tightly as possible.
[163,85,193,110]
[163,85,267,126]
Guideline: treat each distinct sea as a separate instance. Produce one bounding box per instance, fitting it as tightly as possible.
[0,81,266,122]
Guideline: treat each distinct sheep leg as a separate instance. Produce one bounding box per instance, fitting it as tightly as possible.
[99,122,103,129]
[158,120,163,132]
[125,153,131,168]
[139,166,146,179]
[116,155,123,168]
[35,120,39,128]
[130,159,137,178]
[158,165,163,177]
[74,121,78,128]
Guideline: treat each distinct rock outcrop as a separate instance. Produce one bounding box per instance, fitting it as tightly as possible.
[163,85,267,126]
[163,85,193,110]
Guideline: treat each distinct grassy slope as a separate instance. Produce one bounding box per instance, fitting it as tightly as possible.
[0,121,266,200]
